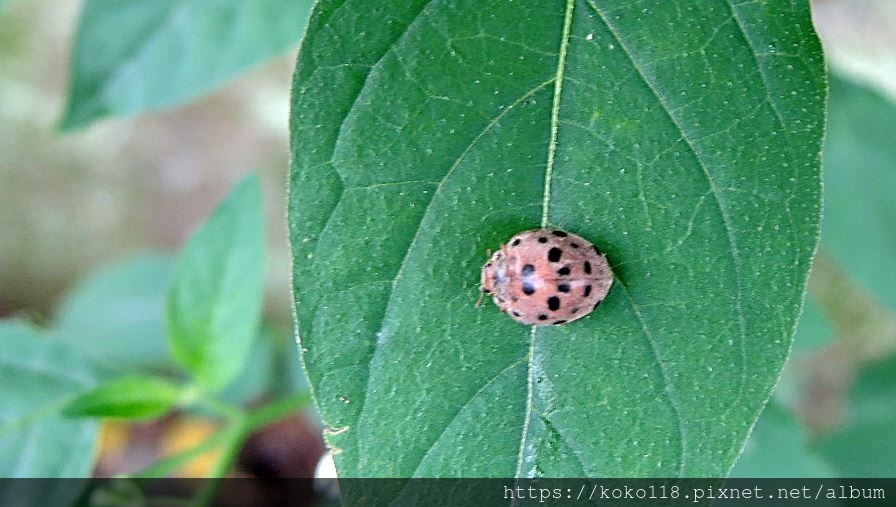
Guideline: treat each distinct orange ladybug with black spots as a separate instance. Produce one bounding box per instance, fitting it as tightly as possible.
[481,229,612,325]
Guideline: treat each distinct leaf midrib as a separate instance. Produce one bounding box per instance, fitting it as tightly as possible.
[308,0,567,476]
[516,0,577,480]
[352,78,554,467]
[90,2,189,106]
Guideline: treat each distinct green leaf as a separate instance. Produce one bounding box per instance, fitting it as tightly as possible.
[63,376,183,420]
[815,355,896,477]
[289,1,825,477]
[822,76,896,311]
[730,403,835,478]
[167,173,265,391]
[0,320,99,477]
[61,0,314,130]
[53,254,175,370]
[217,324,278,405]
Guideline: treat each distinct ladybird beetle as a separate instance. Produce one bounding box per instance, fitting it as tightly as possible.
[480,229,612,325]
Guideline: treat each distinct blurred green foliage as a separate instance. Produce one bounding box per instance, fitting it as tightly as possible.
[63,375,184,420]
[793,296,835,354]
[0,320,99,477]
[731,403,835,478]
[62,0,314,129]
[816,355,896,477]
[167,173,265,391]
[0,175,309,492]
[822,76,896,312]
[0,0,894,486]
[53,254,175,371]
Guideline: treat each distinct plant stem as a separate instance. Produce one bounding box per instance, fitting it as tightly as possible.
[246,392,312,429]
[132,430,231,479]
[195,392,243,421]
[191,417,247,507]
[189,391,312,507]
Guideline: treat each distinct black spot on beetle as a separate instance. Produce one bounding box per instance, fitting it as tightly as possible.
[512,310,522,317]
[547,296,560,311]
[583,261,592,274]
[538,237,548,243]
[571,307,579,314]
[538,314,548,321]
[548,248,563,263]
[570,242,580,249]
[583,285,592,297]
[553,319,567,325]
[522,282,536,295]
[557,283,570,293]
[593,299,603,310]
[551,230,568,237]
[557,266,571,276]
[483,287,491,294]
[522,264,535,276]
[511,238,521,246]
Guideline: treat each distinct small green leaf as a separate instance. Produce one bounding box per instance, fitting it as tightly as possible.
[217,324,278,405]
[63,376,183,420]
[53,254,175,370]
[0,320,99,477]
[822,76,896,311]
[815,355,896,477]
[61,0,314,130]
[730,403,835,478]
[290,1,825,477]
[167,173,265,391]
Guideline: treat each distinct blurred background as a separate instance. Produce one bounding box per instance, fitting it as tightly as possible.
[0,0,324,483]
[0,0,894,482]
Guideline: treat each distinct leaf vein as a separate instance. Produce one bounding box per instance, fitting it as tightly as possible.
[583,0,753,475]
[613,279,688,475]
[409,359,526,477]
[353,79,555,462]
[723,0,787,129]
[518,0,576,479]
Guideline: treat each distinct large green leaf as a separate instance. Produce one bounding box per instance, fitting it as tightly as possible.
[61,0,314,130]
[53,254,174,371]
[289,0,825,477]
[822,76,896,312]
[0,320,98,477]
[167,173,265,391]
